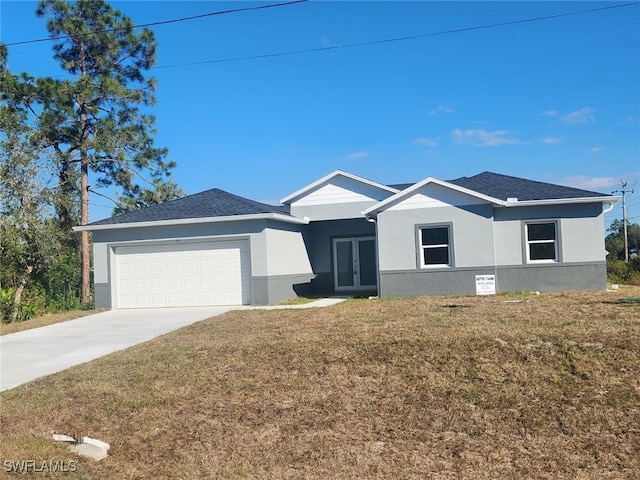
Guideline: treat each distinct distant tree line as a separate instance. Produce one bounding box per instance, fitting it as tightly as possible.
[1,0,182,323]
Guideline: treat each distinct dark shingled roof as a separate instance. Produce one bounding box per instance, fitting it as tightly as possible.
[88,172,614,227]
[87,188,291,227]
[447,172,611,202]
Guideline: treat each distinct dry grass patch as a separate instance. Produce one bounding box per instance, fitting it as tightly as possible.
[0,310,102,336]
[1,288,639,479]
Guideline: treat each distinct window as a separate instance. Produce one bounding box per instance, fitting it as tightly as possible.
[526,221,558,262]
[419,225,451,267]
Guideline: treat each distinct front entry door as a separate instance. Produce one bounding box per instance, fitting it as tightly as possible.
[333,237,377,291]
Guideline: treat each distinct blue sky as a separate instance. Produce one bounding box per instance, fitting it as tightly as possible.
[1,1,639,225]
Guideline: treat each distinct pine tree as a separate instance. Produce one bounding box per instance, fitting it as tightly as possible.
[31,0,182,302]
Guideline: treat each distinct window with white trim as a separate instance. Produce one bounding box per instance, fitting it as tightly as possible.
[419,225,451,267]
[525,221,558,262]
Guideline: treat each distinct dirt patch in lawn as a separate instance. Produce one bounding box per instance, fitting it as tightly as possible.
[1,288,639,479]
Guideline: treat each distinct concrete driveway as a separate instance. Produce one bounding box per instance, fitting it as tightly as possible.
[0,306,234,392]
[0,298,346,392]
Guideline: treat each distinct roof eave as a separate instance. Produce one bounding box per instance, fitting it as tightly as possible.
[502,196,619,207]
[73,212,309,232]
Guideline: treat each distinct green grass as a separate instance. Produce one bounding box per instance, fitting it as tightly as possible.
[1,287,639,479]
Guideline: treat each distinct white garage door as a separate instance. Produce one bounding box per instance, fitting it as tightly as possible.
[115,241,250,309]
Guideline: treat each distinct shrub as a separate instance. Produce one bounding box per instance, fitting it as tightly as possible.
[0,288,16,323]
[607,257,640,285]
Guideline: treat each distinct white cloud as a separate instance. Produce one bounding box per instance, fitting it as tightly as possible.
[428,105,453,115]
[542,110,559,117]
[539,137,562,144]
[414,137,438,147]
[342,150,371,160]
[452,129,521,147]
[562,107,596,125]
[562,175,618,191]
[590,146,605,153]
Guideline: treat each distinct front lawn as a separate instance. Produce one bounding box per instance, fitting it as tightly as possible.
[1,288,639,479]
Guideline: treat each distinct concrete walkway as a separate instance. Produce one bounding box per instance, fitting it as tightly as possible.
[0,298,346,392]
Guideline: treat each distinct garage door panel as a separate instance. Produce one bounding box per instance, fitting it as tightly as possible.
[150,262,165,273]
[167,261,181,271]
[184,276,198,288]
[183,260,197,272]
[135,263,149,273]
[201,259,215,271]
[115,241,250,308]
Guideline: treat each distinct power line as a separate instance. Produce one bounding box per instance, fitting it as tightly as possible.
[151,1,640,70]
[3,0,308,47]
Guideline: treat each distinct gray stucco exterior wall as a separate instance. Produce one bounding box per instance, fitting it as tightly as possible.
[94,283,111,309]
[493,203,606,265]
[91,218,313,308]
[306,218,376,295]
[375,201,608,297]
[379,262,606,297]
[376,204,496,270]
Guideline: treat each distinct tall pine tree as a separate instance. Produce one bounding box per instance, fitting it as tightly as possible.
[33,0,182,302]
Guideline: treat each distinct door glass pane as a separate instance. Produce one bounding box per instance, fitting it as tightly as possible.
[336,241,354,287]
[358,239,377,287]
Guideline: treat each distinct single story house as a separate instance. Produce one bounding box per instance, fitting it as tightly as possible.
[76,170,618,309]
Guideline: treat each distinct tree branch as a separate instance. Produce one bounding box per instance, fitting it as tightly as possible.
[92,156,154,186]
[89,187,120,206]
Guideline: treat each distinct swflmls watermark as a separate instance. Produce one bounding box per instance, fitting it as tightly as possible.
[3,459,78,473]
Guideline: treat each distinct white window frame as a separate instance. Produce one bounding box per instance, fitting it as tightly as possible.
[417,224,453,268]
[525,220,560,264]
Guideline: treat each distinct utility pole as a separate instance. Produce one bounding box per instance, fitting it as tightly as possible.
[613,180,635,262]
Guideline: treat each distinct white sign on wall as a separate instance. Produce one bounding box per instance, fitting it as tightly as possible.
[475,275,496,295]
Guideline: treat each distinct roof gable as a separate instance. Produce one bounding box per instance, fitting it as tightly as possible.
[281,170,398,205]
[386,182,491,211]
[364,177,502,215]
[85,188,290,228]
[365,172,617,216]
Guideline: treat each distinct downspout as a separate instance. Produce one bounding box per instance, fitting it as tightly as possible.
[602,201,615,215]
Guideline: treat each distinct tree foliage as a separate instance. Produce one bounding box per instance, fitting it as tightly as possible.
[606,219,640,260]
[605,219,640,285]
[31,0,183,301]
[0,72,78,322]
[0,0,183,320]
[34,0,181,202]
